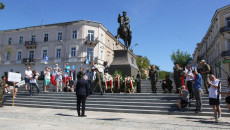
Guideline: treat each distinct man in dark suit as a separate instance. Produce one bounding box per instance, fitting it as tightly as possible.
[76,75,89,117]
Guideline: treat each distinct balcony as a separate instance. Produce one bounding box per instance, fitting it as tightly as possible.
[84,37,99,46]
[221,50,230,57]
[23,58,35,65]
[220,26,230,33]
[24,41,37,49]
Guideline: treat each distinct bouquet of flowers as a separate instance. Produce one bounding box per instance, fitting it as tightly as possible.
[113,74,122,91]
[102,73,113,90]
[124,76,136,93]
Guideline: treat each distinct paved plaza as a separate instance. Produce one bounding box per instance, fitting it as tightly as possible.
[0,106,229,130]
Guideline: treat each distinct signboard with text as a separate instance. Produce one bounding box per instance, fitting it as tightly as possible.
[8,72,21,83]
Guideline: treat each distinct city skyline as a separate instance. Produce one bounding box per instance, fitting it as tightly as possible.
[1,0,230,71]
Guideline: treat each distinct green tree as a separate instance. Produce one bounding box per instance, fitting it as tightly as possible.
[136,56,150,79]
[158,71,170,79]
[171,49,192,69]
[0,2,5,10]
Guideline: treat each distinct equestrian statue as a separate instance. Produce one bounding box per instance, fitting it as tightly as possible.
[116,11,132,50]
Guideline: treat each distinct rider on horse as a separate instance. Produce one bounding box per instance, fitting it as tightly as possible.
[117,11,132,49]
[119,11,132,35]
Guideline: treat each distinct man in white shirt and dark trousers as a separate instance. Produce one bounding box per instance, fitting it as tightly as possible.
[209,74,221,122]
[184,65,194,100]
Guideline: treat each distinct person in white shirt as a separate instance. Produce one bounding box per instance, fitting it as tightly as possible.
[209,74,221,122]
[29,70,40,96]
[25,66,32,92]
[184,64,194,100]
[56,68,63,92]
[44,67,52,92]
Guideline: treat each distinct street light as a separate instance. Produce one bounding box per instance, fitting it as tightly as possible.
[59,40,68,72]
[130,43,139,50]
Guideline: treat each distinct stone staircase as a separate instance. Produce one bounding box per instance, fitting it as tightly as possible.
[3,79,230,117]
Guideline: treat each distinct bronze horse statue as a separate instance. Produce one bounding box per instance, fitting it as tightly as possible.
[116,14,132,50]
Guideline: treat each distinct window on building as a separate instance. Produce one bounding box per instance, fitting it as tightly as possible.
[88,30,94,41]
[101,34,103,43]
[227,17,230,27]
[108,53,110,64]
[44,33,49,42]
[17,51,22,60]
[71,47,76,57]
[8,38,12,45]
[31,35,36,43]
[57,32,62,41]
[56,49,61,58]
[29,51,34,61]
[101,50,103,60]
[228,39,230,50]
[113,43,115,50]
[72,30,77,39]
[6,52,10,60]
[19,36,23,44]
[42,50,48,59]
[87,48,93,61]
[108,40,110,48]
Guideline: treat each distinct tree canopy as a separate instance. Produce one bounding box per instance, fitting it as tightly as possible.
[136,56,150,79]
[0,2,5,10]
[170,49,192,69]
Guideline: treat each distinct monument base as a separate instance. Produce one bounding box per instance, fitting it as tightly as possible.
[108,50,139,78]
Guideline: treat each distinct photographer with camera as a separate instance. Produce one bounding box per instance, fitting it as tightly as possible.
[177,85,189,111]
[192,70,203,113]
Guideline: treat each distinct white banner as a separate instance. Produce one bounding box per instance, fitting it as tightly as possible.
[8,72,21,82]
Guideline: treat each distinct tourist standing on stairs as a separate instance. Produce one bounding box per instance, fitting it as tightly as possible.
[192,70,203,113]
[29,70,40,96]
[25,66,32,92]
[184,64,194,100]
[149,65,159,93]
[173,63,183,94]
[44,67,52,92]
[56,68,63,92]
[209,74,221,122]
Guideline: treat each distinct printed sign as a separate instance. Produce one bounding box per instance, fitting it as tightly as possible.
[86,59,89,65]
[191,65,196,70]
[8,72,21,82]
[45,56,49,64]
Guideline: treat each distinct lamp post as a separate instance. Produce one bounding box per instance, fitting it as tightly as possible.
[130,43,139,50]
[59,40,68,69]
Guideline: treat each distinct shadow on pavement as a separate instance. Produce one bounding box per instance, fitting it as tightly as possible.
[177,116,230,127]
[55,113,76,117]
[95,118,124,121]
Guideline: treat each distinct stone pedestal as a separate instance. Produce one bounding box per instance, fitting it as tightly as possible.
[108,50,139,78]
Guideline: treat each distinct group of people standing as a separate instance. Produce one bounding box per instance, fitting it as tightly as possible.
[174,60,230,122]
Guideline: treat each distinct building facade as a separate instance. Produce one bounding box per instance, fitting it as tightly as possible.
[0,20,124,78]
[193,4,230,78]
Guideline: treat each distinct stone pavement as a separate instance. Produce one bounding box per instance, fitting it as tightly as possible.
[0,106,229,130]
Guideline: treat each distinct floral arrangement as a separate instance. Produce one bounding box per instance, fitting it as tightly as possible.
[102,73,113,90]
[124,76,136,93]
[113,74,122,90]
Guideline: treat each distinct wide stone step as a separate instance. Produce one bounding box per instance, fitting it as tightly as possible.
[4,102,230,117]
[6,97,229,109]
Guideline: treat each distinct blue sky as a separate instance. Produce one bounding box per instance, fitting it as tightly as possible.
[1,0,230,71]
